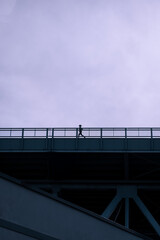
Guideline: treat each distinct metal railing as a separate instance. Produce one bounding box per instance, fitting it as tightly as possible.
[0,128,160,139]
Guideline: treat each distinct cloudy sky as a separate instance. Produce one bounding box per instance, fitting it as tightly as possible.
[0,0,160,128]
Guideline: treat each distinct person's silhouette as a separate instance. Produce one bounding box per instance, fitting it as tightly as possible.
[78,125,85,138]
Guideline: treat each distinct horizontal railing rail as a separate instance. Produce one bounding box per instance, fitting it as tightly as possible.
[0,128,160,139]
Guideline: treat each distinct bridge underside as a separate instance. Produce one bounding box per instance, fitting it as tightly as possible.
[0,175,147,240]
[1,150,160,239]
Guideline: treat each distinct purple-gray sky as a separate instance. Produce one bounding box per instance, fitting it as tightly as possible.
[1,0,160,127]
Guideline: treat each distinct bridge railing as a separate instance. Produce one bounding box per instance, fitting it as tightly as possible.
[0,128,160,138]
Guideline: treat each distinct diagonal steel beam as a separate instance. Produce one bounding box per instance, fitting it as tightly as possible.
[102,194,121,218]
[134,195,160,237]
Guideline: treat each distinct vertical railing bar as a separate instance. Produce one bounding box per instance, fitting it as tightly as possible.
[22,128,24,150]
[52,128,54,151]
[46,128,48,138]
[76,128,78,138]
[151,128,153,151]
[76,128,78,150]
[125,128,128,151]
[100,128,103,150]
[151,128,153,139]
[46,128,48,149]
[125,128,127,138]
[52,128,54,138]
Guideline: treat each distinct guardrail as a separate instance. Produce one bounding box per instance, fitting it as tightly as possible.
[0,128,160,138]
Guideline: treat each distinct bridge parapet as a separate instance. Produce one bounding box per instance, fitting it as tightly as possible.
[0,128,160,152]
[0,127,160,139]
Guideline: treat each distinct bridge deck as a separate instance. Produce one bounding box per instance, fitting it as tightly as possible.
[0,128,160,152]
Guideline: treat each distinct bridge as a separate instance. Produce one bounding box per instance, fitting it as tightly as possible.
[0,127,160,152]
[1,127,160,239]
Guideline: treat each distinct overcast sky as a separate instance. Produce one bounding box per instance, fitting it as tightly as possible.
[0,0,160,128]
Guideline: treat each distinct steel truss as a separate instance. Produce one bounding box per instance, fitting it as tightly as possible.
[24,180,160,238]
[102,185,160,236]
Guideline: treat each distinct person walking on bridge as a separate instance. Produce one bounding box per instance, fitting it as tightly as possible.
[78,125,85,138]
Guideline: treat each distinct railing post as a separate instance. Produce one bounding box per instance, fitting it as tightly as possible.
[46,128,48,138]
[151,128,153,151]
[125,128,127,151]
[22,128,24,150]
[151,128,153,138]
[52,128,54,151]
[46,128,48,150]
[76,128,78,150]
[125,128,127,138]
[100,128,103,150]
